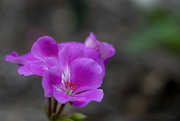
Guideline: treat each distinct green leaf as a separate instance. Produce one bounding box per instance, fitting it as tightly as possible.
[62,119,74,121]
[70,113,86,121]
[50,113,57,121]
[58,115,74,121]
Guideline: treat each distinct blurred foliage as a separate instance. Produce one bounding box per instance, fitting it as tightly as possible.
[127,8,180,55]
[69,0,89,28]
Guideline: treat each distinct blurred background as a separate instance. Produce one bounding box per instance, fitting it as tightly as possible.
[0,0,180,121]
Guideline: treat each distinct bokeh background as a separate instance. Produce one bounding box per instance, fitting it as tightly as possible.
[0,0,180,121]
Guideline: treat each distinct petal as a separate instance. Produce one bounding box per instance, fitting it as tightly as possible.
[45,57,59,68]
[84,32,115,64]
[53,90,85,104]
[70,58,103,94]
[53,90,71,104]
[85,32,99,49]
[6,51,37,66]
[31,36,58,62]
[84,48,105,76]
[72,89,104,108]
[99,42,115,64]
[30,62,48,76]
[59,42,85,49]
[89,32,97,39]
[42,70,63,97]
[20,52,38,61]
[59,45,86,69]
[18,63,34,76]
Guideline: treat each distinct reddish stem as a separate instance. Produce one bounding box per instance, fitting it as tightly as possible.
[53,98,58,113]
[48,97,52,115]
[56,104,66,119]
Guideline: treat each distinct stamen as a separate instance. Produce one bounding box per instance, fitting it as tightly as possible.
[65,81,76,92]
[71,83,75,86]
[65,81,69,86]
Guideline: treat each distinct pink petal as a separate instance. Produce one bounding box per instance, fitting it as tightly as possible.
[30,62,48,76]
[70,58,103,94]
[84,32,115,64]
[100,42,115,64]
[59,42,85,49]
[18,63,34,76]
[20,52,38,61]
[85,32,99,49]
[6,51,37,66]
[31,36,58,62]
[59,45,86,69]
[72,89,104,108]
[42,70,63,97]
[53,90,72,104]
[84,48,105,76]
[89,32,97,39]
[45,57,59,68]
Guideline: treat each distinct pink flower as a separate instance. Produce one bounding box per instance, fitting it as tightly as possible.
[42,45,104,107]
[5,33,115,108]
[85,32,115,64]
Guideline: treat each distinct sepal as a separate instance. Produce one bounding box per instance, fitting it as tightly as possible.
[70,113,86,121]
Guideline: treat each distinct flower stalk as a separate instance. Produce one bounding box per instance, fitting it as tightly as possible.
[56,104,66,119]
[48,97,52,116]
[53,98,58,113]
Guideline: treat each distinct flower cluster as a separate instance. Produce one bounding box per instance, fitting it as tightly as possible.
[6,32,115,108]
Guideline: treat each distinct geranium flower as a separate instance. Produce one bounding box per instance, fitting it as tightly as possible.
[5,33,115,116]
[42,45,104,108]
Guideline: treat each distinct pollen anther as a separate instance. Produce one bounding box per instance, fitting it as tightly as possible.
[65,81,76,91]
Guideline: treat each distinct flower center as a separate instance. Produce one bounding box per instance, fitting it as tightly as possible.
[65,82,77,91]
[61,66,77,95]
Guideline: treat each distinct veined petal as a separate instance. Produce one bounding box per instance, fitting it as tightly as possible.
[31,36,58,62]
[72,89,104,108]
[70,58,103,94]
[42,70,63,97]
[59,45,86,69]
